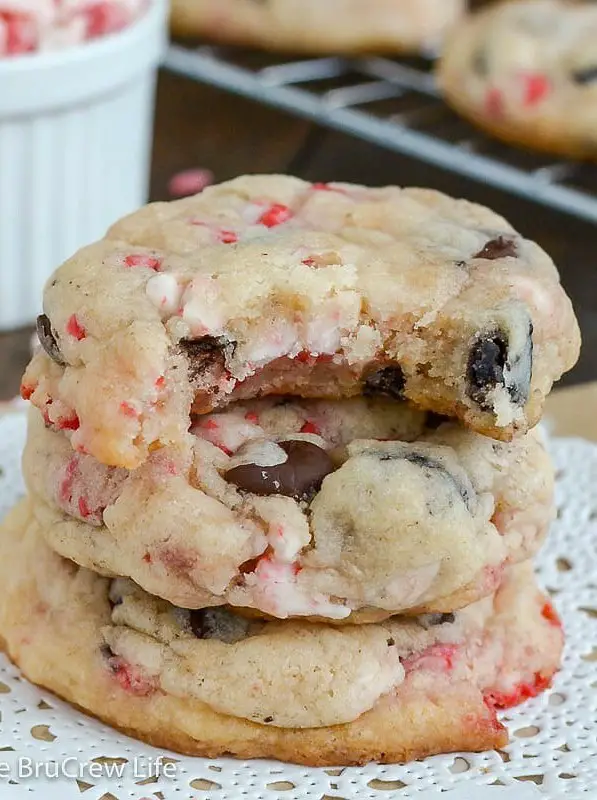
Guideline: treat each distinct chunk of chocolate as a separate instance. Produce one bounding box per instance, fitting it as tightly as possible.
[225,440,334,502]
[572,65,597,85]
[363,365,405,400]
[36,314,66,366]
[473,236,517,260]
[467,325,532,412]
[180,336,231,382]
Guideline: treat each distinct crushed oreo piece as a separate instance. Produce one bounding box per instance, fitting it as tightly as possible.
[374,449,474,510]
[188,607,251,643]
[36,314,66,366]
[467,324,532,411]
[180,336,232,382]
[363,365,406,400]
[572,65,597,85]
[418,612,456,629]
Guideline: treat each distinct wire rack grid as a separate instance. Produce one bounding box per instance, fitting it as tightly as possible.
[164,43,597,223]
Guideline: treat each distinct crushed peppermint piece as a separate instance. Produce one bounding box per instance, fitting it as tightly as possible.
[258,204,293,228]
[124,254,162,271]
[66,315,86,341]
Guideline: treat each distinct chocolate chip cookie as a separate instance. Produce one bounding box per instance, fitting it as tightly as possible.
[438,0,597,159]
[0,500,563,765]
[170,0,464,55]
[24,396,555,621]
[21,175,580,468]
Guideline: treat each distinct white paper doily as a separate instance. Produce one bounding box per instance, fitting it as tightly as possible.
[0,411,596,800]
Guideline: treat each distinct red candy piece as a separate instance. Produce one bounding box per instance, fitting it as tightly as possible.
[402,643,459,674]
[295,350,313,364]
[56,414,80,431]
[259,204,293,228]
[294,350,335,365]
[1,11,37,56]
[300,421,321,436]
[302,257,316,267]
[108,657,156,697]
[189,219,238,243]
[124,254,162,271]
[541,601,562,628]
[485,87,505,118]
[168,168,214,198]
[245,411,259,424]
[66,315,86,341]
[312,182,333,191]
[217,229,238,244]
[59,458,77,504]
[20,383,36,401]
[78,496,91,519]
[120,401,138,418]
[83,1,130,39]
[522,73,551,106]
[155,375,166,390]
[484,672,552,710]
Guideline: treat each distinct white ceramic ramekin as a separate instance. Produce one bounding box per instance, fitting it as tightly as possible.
[0,0,167,331]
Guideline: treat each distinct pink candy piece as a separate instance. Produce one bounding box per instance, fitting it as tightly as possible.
[258,203,293,228]
[82,1,131,38]
[66,314,86,340]
[168,168,214,199]
[0,10,37,55]
[124,254,162,271]
[521,73,550,106]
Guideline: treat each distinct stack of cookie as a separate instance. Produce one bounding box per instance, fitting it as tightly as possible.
[0,176,580,766]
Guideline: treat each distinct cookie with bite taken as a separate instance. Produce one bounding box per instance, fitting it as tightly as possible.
[21,175,580,469]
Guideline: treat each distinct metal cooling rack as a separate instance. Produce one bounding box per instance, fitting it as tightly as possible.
[164,44,597,223]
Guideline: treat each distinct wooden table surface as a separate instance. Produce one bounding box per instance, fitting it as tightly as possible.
[1,68,595,399]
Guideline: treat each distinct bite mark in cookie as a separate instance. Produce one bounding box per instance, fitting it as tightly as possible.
[20,175,579,468]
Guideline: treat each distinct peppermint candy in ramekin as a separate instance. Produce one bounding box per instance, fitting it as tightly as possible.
[0,0,149,56]
[0,0,166,330]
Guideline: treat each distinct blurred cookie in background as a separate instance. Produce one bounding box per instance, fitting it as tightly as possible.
[438,0,597,160]
[170,0,465,55]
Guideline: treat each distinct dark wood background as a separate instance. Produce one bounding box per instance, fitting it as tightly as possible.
[1,69,594,399]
